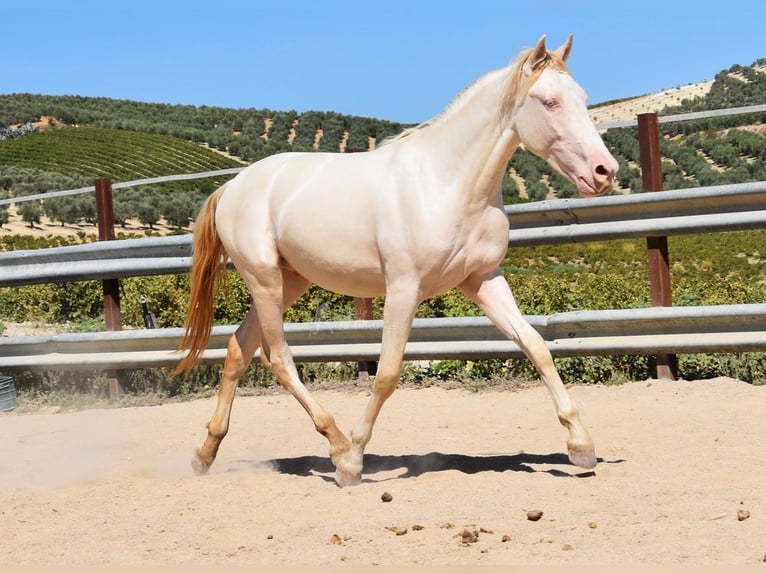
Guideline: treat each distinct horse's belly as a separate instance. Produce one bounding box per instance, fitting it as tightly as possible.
[313,269,387,298]
[279,235,387,298]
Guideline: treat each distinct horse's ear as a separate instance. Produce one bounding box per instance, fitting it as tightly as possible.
[552,34,573,63]
[529,35,548,70]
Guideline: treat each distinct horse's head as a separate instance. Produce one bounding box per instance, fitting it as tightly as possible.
[510,35,618,197]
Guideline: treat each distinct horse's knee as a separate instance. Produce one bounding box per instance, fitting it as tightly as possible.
[372,371,400,400]
[223,362,246,381]
[266,353,292,382]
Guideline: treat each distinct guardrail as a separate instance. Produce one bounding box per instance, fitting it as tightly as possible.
[1,304,764,371]
[2,181,765,287]
[1,180,765,371]
[505,180,766,245]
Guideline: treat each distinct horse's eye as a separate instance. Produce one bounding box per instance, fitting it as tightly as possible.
[543,98,558,110]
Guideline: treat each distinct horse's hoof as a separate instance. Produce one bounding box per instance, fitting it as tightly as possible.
[567,442,597,469]
[335,467,362,487]
[331,447,363,487]
[191,452,212,475]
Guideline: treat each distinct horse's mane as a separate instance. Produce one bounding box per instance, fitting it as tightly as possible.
[501,45,570,114]
[378,45,570,148]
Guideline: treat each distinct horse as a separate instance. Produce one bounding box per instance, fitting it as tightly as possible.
[174,35,619,486]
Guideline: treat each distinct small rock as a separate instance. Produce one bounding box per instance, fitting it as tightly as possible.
[385,525,408,536]
[563,544,574,551]
[412,524,424,531]
[501,535,512,543]
[588,522,598,529]
[737,509,751,522]
[329,534,342,545]
[381,491,393,503]
[460,529,479,544]
[526,510,544,522]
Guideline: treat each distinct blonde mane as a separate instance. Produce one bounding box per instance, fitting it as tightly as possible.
[379,46,570,147]
[501,45,570,114]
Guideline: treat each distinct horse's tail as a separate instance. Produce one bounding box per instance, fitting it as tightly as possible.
[173,184,229,376]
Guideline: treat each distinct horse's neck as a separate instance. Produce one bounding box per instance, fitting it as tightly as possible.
[413,69,520,208]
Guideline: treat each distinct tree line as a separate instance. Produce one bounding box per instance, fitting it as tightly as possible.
[0,165,218,231]
[0,94,409,161]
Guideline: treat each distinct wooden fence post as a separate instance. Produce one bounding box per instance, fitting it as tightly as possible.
[637,113,678,380]
[94,178,125,397]
[354,297,377,380]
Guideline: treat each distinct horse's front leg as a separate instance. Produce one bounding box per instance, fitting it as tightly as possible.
[334,285,420,486]
[460,270,597,469]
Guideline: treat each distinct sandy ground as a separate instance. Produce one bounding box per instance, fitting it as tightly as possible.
[0,377,764,566]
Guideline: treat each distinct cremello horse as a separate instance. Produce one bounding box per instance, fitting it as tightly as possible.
[175,35,618,486]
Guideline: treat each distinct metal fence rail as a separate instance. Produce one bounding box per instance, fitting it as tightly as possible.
[1,304,764,371]
[0,234,193,286]
[506,181,766,245]
[2,181,765,287]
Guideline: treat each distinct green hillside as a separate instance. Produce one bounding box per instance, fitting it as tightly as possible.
[0,57,765,228]
[0,126,244,231]
[0,126,241,181]
[2,58,766,206]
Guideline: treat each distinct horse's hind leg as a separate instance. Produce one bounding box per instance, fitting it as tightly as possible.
[192,270,311,474]
[240,267,353,475]
[193,306,262,474]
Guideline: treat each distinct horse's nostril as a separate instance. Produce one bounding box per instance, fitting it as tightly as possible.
[594,164,616,183]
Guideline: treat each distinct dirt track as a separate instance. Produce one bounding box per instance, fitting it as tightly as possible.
[0,377,764,566]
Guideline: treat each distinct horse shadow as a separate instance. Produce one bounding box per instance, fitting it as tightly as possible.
[235,451,623,483]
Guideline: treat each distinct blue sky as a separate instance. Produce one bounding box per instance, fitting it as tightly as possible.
[3,1,765,124]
